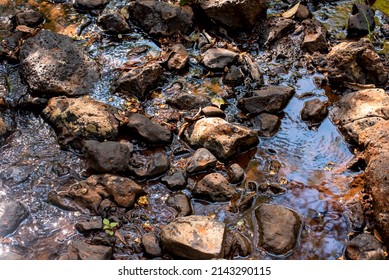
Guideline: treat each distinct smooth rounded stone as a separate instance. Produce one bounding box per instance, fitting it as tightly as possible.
[75,216,103,233]
[19,30,99,97]
[113,63,164,100]
[300,98,328,127]
[167,44,189,70]
[253,113,281,137]
[238,86,294,114]
[166,93,212,110]
[347,3,375,38]
[223,65,244,86]
[83,140,133,173]
[161,172,187,191]
[331,89,389,144]
[255,204,302,255]
[201,106,226,119]
[301,18,328,54]
[128,152,170,179]
[326,39,388,88]
[127,113,172,145]
[59,240,112,260]
[185,117,259,161]
[345,233,386,260]
[142,232,162,257]
[199,0,267,30]
[166,193,192,217]
[228,163,245,184]
[186,148,217,174]
[161,215,226,259]
[129,0,193,37]
[97,11,130,34]
[74,0,109,10]
[14,10,44,27]
[0,201,29,237]
[42,97,119,147]
[202,48,239,70]
[193,173,236,202]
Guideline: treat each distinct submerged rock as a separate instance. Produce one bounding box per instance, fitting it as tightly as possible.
[199,0,267,30]
[185,117,259,161]
[0,201,29,237]
[300,98,328,128]
[202,48,239,70]
[255,204,302,255]
[186,148,217,174]
[129,0,193,37]
[253,113,281,137]
[193,173,236,202]
[347,3,375,38]
[345,233,386,260]
[19,30,99,97]
[161,215,226,259]
[59,240,112,260]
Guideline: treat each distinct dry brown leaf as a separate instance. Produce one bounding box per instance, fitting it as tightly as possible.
[282,2,300,19]
[16,25,36,33]
[374,228,384,243]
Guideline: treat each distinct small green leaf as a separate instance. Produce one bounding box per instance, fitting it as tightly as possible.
[103,218,110,226]
[103,225,110,230]
[106,230,114,236]
[110,222,118,228]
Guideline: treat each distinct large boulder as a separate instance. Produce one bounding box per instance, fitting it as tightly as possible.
[199,0,267,30]
[129,0,194,37]
[192,173,236,202]
[161,215,226,259]
[184,117,259,161]
[326,39,388,89]
[0,201,29,237]
[42,97,120,146]
[19,30,99,97]
[255,204,302,255]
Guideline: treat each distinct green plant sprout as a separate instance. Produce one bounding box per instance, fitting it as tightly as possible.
[103,218,118,236]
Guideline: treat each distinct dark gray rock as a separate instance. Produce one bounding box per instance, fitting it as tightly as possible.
[59,240,112,260]
[265,18,295,46]
[202,48,239,70]
[129,0,193,37]
[142,232,162,257]
[166,193,192,217]
[186,148,217,174]
[75,216,103,233]
[201,106,226,119]
[166,93,212,110]
[161,215,226,259]
[228,163,245,184]
[193,173,236,202]
[161,172,187,190]
[19,30,99,96]
[97,11,130,34]
[0,201,29,237]
[129,152,170,179]
[300,98,328,127]
[238,86,294,114]
[345,233,386,260]
[14,10,44,27]
[301,18,328,54]
[167,44,189,70]
[255,204,302,255]
[83,140,133,173]
[127,113,172,145]
[253,113,281,137]
[74,0,109,10]
[347,3,375,38]
[223,65,245,86]
[113,63,164,100]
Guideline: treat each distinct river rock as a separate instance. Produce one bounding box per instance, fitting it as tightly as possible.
[59,240,112,260]
[166,193,192,217]
[0,201,29,237]
[223,65,245,86]
[14,10,44,27]
[167,44,189,70]
[255,204,302,255]
[128,152,170,179]
[265,17,295,46]
[83,140,133,173]
[202,48,239,70]
[113,63,164,100]
[193,173,236,202]
[127,113,172,145]
[166,93,212,110]
[253,113,281,137]
[129,0,193,37]
[0,115,7,137]
[185,117,259,160]
[345,233,386,260]
[97,11,130,34]
[331,88,389,144]
[42,97,119,147]
[347,3,375,38]
[161,215,226,259]
[142,232,162,257]
[199,0,267,30]
[74,0,109,10]
[228,163,245,184]
[186,148,217,174]
[161,172,187,190]
[19,30,99,97]
[300,98,328,127]
[201,106,226,119]
[326,39,388,89]
[75,216,103,233]
[301,18,328,54]
[238,86,294,114]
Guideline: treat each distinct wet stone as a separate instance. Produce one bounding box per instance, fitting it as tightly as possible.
[300,98,328,128]
[265,18,295,46]
[253,113,281,137]
[193,173,236,202]
[167,44,189,70]
[223,65,245,86]
[74,0,109,10]
[142,232,162,257]
[14,10,44,28]
[345,233,386,260]
[301,18,328,54]
[202,48,239,70]
[0,201,29,237]
[186,148,217,174]
[161,215,226,259]
[75,216,103,233]
[59,240,112,260]
[97,11,130,35]
[161,172,187,191]
[201,106,226,119]
[128,152,170,179]
[228,163,245,184]
[166,193,192,217]
[255,204,302,255]
[83,140,133,173]
[347,3,375,38]
[166,93,212,110]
